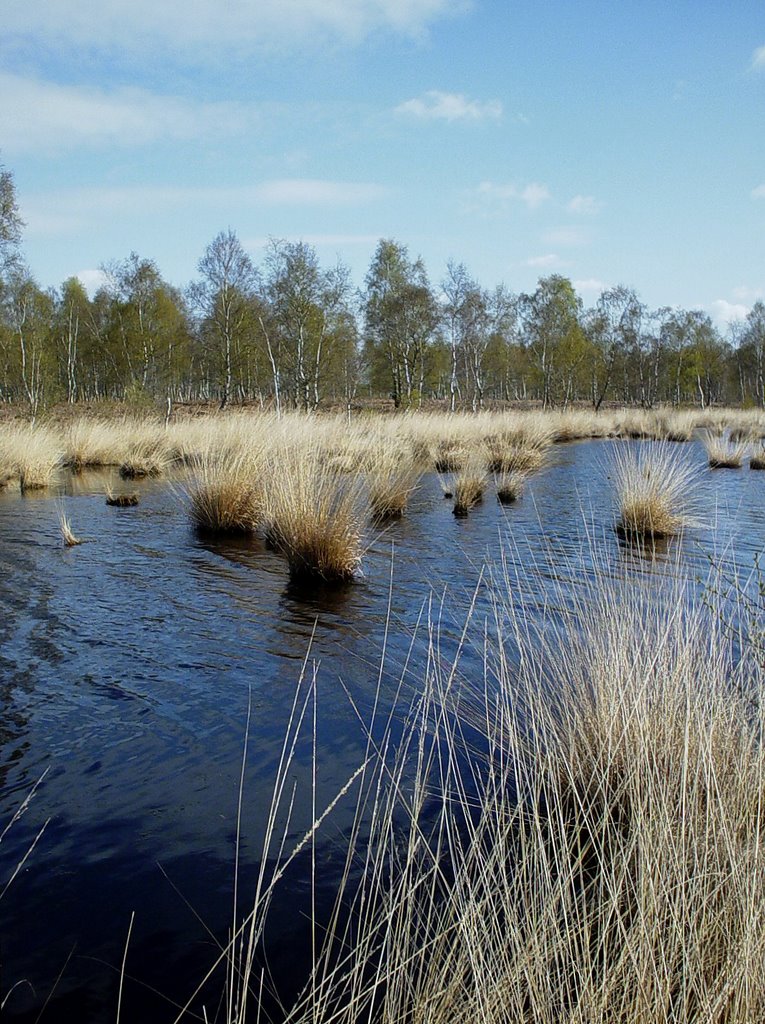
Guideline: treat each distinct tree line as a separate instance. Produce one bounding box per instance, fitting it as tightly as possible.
[2,160,764,417]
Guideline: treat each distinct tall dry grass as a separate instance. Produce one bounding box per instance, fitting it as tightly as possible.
[452,457,487,516]
[367,447,421,521]
[263,448,366,582]
[702,430,748,469]
[0,425,63,491]
[612,441,698,538]
[198,548,765,1024]
[186,452,262,534]
[495,468,526,504]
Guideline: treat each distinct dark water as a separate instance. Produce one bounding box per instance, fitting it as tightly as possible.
[0,439,763,1021]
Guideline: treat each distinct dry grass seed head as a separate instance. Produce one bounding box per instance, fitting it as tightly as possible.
[58,509,82,547]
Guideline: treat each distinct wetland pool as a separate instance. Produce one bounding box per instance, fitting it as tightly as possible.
[0,438,763,1022]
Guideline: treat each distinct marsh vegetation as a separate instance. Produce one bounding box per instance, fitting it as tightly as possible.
[0,404,764,1022]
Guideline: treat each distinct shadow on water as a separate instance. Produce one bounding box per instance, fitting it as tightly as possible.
[0,440,763,1020]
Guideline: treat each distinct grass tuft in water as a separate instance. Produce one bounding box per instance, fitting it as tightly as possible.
[495,469,525,505]
[264,450,364,582]
[186,453,260,534]
[612,441,697,539]
[702,430,748,469]
[452,458,487,517]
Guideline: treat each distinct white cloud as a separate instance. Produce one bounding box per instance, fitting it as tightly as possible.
[0,73,258,153]
[752,184,765,199]
[573,278,605,294]
[524,254,560,268]
[395,90,502,122]
[75,269,110,296]
[709,300,750,328]
[22,180,388,235]
[520,183,550,209]
[750,45,765,71]
[567,194,600,215]
[471,180,551,212]
[3,0,467,55]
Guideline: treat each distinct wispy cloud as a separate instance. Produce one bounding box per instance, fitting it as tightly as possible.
[567,194,600,215]
[524,254,561,269]
[0,72,259,153]
[4,0,467,55]
[573,278,606,294]
[395,90,502,122]
[752,184,765,199]
[469,180,551,212]
[22,180,388,235]
[750,45,765,71]
[543,226,589,247]
[732,285,763,302]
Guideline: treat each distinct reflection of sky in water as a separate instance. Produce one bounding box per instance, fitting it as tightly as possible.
[0,438,763,1021]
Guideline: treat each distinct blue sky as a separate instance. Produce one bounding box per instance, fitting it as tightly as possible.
[1,0,763,328]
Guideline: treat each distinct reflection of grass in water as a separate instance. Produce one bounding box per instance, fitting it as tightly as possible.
[189,546,765,1024]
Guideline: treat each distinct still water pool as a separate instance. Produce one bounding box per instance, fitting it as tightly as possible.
[0,439,763,1021]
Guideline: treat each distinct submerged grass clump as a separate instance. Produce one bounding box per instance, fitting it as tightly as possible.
[612,441,697,539]
[105,489,140,508]
[263,450,365,582]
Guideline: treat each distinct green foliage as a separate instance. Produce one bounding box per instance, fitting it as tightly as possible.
[0,152,756,410]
